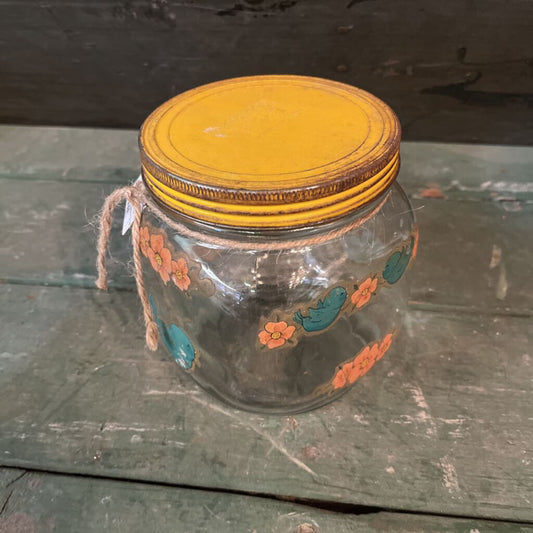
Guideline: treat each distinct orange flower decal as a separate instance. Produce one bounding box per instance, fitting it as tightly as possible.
[377,333,393,360]
[138,224,215,296]
[140,226,151,257]
[332,362,352,389]
[258,321,296,349]
[332,344,378,389]
[331,333,394,390]
[350,343,379,382]
[171,258,191,291]
[146,234,172,284]
[412,228,419,260]
[351,276,378,308]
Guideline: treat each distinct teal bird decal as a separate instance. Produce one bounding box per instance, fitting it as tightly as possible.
[148,295,196,369]
[294,287,347,332]
[383,236,415,284]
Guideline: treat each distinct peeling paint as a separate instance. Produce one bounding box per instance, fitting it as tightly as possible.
[439,456,460,493]
[489,245,502,269]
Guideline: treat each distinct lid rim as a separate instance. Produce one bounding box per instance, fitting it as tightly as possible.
[139,143,400,206]
[142,156,399,213]
[142,156,400,229]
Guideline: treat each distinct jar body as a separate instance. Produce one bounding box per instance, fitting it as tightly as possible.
[140,183,417,414]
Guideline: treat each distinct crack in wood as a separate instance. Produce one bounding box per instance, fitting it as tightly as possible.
[0,490,14,517]
[4,471,27,490]
[216,0,297,16]
[346,0,374,8]
[1,465,532,526]
[421,74,533,107]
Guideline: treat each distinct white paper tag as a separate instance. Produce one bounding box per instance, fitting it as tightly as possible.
[122,175,144,235]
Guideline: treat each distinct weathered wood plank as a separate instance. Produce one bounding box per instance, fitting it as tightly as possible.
[1,1,532,144]
[401,142,533,203]
[410,199,533,313]
[1,177,531,312]
[0,126,138,183]
[0,179,133,289]
[1,284,531,521]
[1,126,532,522]
[2,468,530,533]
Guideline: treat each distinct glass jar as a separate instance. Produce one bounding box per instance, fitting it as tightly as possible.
[136,75,417,414]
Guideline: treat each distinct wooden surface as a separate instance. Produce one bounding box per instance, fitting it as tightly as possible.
[1,1,533,144]
[2,468,530,533]
[0,126,532,530]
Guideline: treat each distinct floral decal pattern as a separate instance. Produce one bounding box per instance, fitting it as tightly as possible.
[331,332,395,390]
[140,226,151,257]
[146,233,172,284]
[411,227,419,261]
[140,223,215,297]
[171,258,191,291]
[258,226,418,350]
[351,276,378,309]
[258,321,296,349]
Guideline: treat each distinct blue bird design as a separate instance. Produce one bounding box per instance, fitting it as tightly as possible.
[382,236,415,284]
[149,295,196,370]
[293,286,347,332]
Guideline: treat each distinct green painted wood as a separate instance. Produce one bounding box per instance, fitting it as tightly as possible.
[410,199,533,313]
[1,177,532,312]
[0,179,133,289]
[1,126,532,523]
[400,142,533,199]
[0,126,138,184]
[1,2,532,144]
[2,468,530,533]
[1,284,532,521]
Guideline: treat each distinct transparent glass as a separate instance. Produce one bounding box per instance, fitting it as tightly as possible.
[140,182,416,414]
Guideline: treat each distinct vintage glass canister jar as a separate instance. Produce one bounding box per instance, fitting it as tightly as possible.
[123,75,417,414]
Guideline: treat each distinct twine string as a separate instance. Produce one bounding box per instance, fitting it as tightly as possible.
[96,180,389,350]
[95,183,159,350]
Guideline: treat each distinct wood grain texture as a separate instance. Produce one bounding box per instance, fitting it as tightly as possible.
[1,1,532,143]
[0,126,139,183]
[2,468,530,533]
[1,127,532,524]
[1,283,532,521]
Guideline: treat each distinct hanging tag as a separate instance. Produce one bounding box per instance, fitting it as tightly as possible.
[122,175,144,235]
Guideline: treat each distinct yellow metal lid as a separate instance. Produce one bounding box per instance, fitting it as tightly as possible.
[139,75,400,229]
